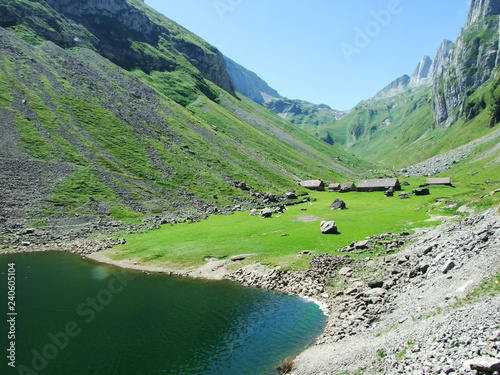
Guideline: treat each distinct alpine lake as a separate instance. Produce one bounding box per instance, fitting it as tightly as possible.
[1,251,326,375]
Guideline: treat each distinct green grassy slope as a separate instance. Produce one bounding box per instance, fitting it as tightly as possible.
[0,27,361,225]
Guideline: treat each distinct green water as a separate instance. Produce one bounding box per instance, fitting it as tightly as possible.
[1,252,325,375]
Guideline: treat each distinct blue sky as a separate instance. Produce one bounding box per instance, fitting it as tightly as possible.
[145,0,470,110]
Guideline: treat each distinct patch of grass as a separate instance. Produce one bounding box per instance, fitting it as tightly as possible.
[13,113,56,161]
[7,24,45,46]
[376,349,387,359]
[109,185,460,269]
[109,206,143,224]
[395,340,415,361]
[47,167,117,209]
[453,273,500,309]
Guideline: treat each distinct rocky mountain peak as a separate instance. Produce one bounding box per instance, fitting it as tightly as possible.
[428,39,454,79]
[466,0,500,28]
[375,74,410,98]
[410,55,432,86]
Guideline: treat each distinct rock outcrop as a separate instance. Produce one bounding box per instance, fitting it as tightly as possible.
[432,0,500,127]
[410,55,432,86]
[466,0,500,28]
[0,0,236,98]
[428,39,455,79]
[224,55,281,104]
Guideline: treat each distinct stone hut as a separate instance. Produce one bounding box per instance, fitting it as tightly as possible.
[299,180,325,191]
[340,182,356,193]
[328,183,341,192]
[357,178,401,192]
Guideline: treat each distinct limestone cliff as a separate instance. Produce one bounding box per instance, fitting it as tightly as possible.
[410,55,432,86]
[0,0,235,99]
[432,0,500,126]
[224,56,281,105]
[428,40,454,79]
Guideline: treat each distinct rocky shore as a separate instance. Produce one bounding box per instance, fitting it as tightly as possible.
[2,201,499,374]
[228,208,500,374]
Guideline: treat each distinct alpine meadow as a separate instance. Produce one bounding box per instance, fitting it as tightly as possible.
[1,1,500,374]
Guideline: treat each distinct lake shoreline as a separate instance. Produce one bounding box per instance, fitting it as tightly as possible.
[3,208,499,374]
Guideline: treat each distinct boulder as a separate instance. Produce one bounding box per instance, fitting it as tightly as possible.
[412,188,430,196]
[273,205,286,214]
[464,356,500,372]
[260,208,273,218]
[320,220,339,234]
[338,266,352,276]
[398,192,409,199]
[330,198,347,210]
[441,260,455,274]
[363,288,386,298]
[249,208,259,216]
[367,280,384,288]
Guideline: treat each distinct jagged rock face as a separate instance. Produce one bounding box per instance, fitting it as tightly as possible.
[6,0,235,97]
[410,55,432,85]
[466,0,500,28]
[374,74,410,98]
[428,39,454,79]
[224,56,281,105]
[432,0,500,127]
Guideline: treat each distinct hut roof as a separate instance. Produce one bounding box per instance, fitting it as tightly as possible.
[328,183,340,188]
[341,182,356,189]
[300,180,324,188]
[426,177,452,185]
[357,178,400,189]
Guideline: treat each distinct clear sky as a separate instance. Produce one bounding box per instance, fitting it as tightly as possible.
[144,0,471,110]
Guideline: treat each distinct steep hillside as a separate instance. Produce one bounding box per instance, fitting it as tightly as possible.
[0,0,365,241]
[223,55,347,145]
[0,0,235,106]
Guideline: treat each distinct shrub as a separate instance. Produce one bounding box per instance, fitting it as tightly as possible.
[276,357,294,374]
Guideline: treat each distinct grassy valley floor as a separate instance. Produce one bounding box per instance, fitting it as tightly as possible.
[89,176,498,273]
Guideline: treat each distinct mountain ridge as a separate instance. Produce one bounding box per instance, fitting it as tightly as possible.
[223,0,500,170]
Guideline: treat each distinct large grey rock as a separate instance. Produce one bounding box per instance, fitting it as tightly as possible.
[412,188,430,196]
[398,192,410,199]
[320,220,339,234]
[260,208,273,218]
[464,356,500,372]
[330,198,346,210]
[363,288,386,298]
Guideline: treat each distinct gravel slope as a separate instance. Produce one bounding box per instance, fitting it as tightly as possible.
[292,208,500,375]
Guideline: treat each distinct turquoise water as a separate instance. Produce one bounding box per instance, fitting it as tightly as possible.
[1,252,325,374]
